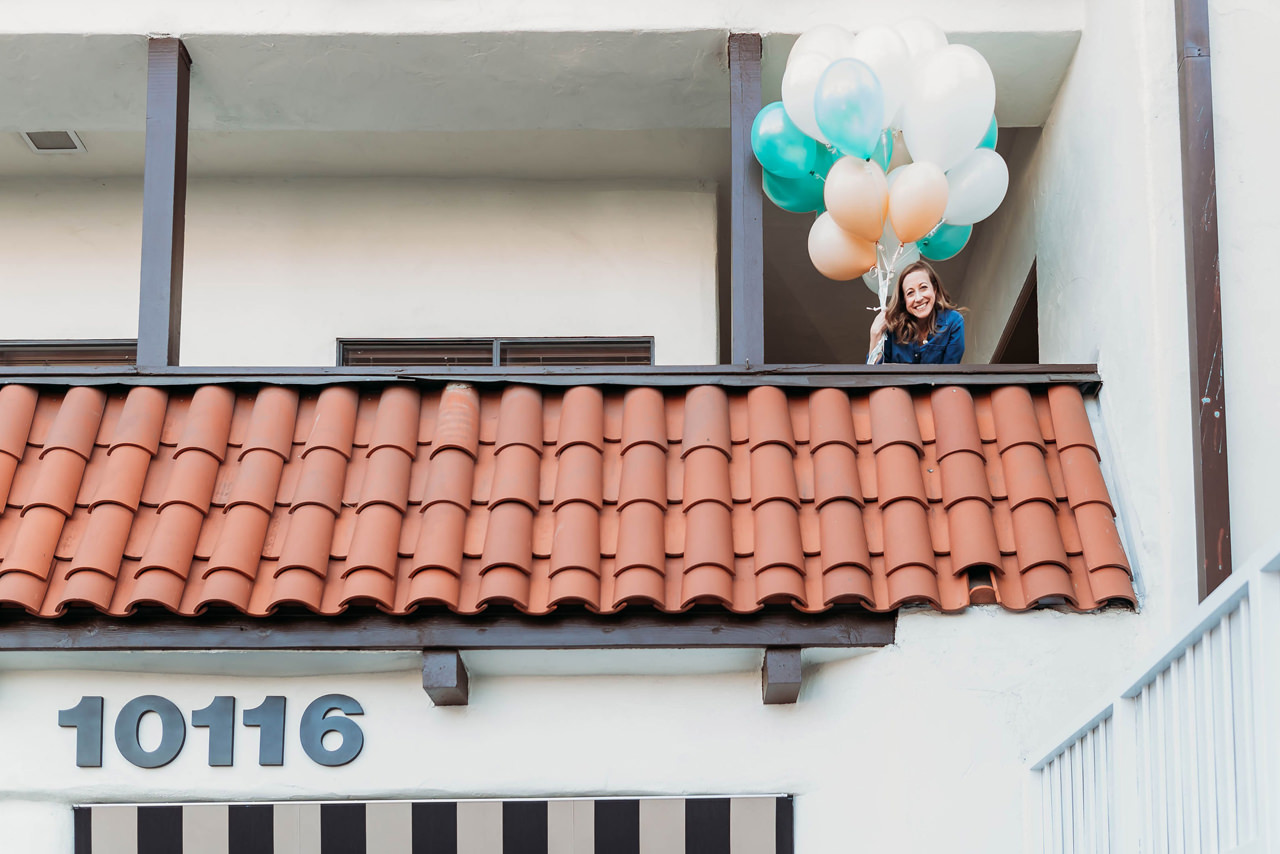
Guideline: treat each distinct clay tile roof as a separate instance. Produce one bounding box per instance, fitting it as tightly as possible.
[0,381,1135,618]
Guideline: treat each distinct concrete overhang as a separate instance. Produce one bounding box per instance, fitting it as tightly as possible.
[0,26,1079,178]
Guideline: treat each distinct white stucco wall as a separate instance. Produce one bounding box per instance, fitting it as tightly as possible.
[2,0,1275,849]
[953,0,1275,641]
[955,0,1199,642]
[1208,0,1280,572]
[0,606,1140,854]
[0,178,718,365]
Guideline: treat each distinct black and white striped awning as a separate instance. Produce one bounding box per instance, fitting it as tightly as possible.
[74,797,793,853]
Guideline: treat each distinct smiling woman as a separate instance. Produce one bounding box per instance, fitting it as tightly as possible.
[868,260,966,364]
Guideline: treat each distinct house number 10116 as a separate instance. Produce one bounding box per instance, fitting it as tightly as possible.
[58,694,364,768]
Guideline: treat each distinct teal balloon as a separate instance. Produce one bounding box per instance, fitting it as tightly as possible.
[814,59,884,159]
[979,116,998,150]
[917,223,973,261]
[870,130,894,172]
[762,169,826,214]
[751,102,818,179]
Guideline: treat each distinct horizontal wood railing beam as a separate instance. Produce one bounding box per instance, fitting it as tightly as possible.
[0,608,895,652]
[0,364,1103,393]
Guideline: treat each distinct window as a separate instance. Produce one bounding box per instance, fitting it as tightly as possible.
[0,340,136,366]
[338,337,654,367]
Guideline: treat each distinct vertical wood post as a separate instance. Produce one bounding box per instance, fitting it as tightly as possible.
[137,38,191,368]
[729,33,764,366]
[1174,0,1231,599]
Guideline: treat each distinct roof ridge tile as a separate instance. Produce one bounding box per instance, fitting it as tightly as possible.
[108,387,169,456]
[620,387,668,453]
[556,386,605,455]
[746,386,796,452]
[681,446,732,511]
[493,386,544,454]
[681,386,732,459]
[0,385,38,461]
[874,442,928,511]
[430,384,481,460]
[238,387,299,462]
[869,387,923,454]
[173,387,237,462]
[1047,385,1100,456]
[552,443,603,511]
[990,386,1046,453]
[617,441,668,510]
[749,443,800,510]
[300,386,359,460]
[344,503,403,581]
[39,387,107,462]
[1000,444,1058,511]
[489,444,541,511]
[931,386,984,460]
[807,388,856,453]
[366,386,421,459]
[276,503,339,584]
[1058,445,1115,513]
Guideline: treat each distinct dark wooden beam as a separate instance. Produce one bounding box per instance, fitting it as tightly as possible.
[0,363,1105,394]
[137,38,191,368]
[0,607,895,651]
[422,650,470,706]
[762,648,803,705]
[729,33,765,366]
[1175,0,1231,599]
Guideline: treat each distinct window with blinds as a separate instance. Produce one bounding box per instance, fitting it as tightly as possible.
[338,337,653,367]
[0,339,136,366]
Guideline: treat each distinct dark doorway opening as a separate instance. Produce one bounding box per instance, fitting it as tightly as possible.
[993,262,1039,364]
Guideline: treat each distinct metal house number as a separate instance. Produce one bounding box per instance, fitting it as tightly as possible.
[57,694,364,768]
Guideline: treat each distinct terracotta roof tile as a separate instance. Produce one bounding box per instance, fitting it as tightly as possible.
[0,381,1135,618]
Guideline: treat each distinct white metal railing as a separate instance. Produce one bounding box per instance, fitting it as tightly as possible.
[1038,709,1114,852]
[1031,534,1280,853]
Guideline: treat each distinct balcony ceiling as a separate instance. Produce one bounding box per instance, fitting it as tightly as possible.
[0,28,1078,178]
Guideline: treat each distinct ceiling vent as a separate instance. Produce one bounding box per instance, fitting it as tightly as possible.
[20,130,85,154]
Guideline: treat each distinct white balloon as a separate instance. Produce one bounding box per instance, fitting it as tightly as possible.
[901,44,996,171]
[789,24,852,66]
[944,148,1009,225]
[889,20,947,129]
[847,27,911,129]
[893,18,948,60]
[782,53,832,143]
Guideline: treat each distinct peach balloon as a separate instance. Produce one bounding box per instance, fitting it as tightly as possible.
[823,156,889,242]
[888,161,948,243]
[808,213,878,281]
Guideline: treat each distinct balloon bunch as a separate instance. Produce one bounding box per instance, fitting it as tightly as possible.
[752,19,1009,307]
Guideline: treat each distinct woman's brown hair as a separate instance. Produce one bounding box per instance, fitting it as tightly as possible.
[884,260,964,345]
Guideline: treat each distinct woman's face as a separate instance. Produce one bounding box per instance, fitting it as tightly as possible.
[901,270,936,320]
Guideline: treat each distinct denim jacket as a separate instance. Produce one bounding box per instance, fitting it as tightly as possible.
[878,309,965,365]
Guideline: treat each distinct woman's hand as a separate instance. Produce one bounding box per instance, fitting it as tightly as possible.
[869,309,887,347]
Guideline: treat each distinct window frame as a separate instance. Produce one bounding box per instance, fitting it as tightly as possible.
[336,336,655,368]
[0,339,137,367]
